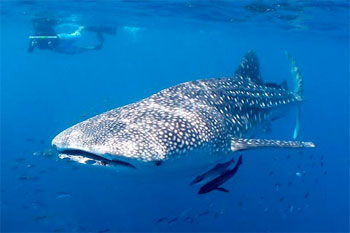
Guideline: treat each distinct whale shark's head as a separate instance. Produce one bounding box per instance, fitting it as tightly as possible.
[51,121,219,176]
[52,129,138,170]
[51,113,168,170]
[51,93,217,171]
[51,105,221,174]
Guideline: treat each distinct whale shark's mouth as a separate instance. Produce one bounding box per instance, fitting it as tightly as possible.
[57,149,136,169]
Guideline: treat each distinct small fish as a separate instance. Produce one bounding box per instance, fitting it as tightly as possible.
[156,217,168,223]
[280,197,284,202]
[199,210,210,216]
[15,158,26,163]
[42,148,56,157]
[33,151,42,156]
[190,157,234,186]
[274,182,281,191]
[183,216,193,223]
[289,205,294,213]
[18,175,28,180]
[56,192,71,199]
[33,148,57,158]
[198,155,243,194]
[304,192,310,199]
[18,175,38,181]
[168,217,177,224]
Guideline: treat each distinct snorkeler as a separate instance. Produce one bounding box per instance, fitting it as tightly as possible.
[28,18,116,54]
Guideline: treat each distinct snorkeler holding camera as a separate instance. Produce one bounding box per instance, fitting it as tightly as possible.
[28,17,116,54]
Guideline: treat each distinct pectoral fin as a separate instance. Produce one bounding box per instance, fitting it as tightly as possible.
[231,138,315,152]
[293,105,301,140]
[216,187,229,192]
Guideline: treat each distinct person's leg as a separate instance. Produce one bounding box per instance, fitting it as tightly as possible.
[78,31,104,52]
[76,39,103,53]
[94,32,104,50]
[75,26,111,53]
[85,26,116,35]
[77,47,96,53]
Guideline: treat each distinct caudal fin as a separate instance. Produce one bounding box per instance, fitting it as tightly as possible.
[286,51,303,99]
[285,51,303,139]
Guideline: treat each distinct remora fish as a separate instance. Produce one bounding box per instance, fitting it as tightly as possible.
[52,51,315,174]
[198,155,243,194]
[190,157,235,186]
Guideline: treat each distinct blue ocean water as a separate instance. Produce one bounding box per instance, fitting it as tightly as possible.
[1,0,349,232]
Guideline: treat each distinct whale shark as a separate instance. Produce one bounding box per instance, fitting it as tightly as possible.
[52,51,315,176]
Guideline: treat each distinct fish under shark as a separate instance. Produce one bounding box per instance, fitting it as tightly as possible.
[198,155,243,194]
[52,51,315,181]
[190,157,235,186]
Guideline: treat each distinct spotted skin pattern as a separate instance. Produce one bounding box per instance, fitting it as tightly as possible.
[52,52,312,163]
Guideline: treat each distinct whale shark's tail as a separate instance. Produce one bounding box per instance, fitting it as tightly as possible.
[229,51,314,152]
[286,51,303,100]
[285,52,303,139]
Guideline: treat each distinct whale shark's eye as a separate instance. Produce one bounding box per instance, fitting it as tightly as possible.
[154,160,162,166]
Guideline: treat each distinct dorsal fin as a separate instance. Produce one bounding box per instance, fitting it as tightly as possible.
[235,51,262,84]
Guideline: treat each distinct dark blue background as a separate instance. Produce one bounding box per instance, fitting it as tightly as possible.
[1,1,349,232]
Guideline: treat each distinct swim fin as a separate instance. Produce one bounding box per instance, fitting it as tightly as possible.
[86,26,116,35]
